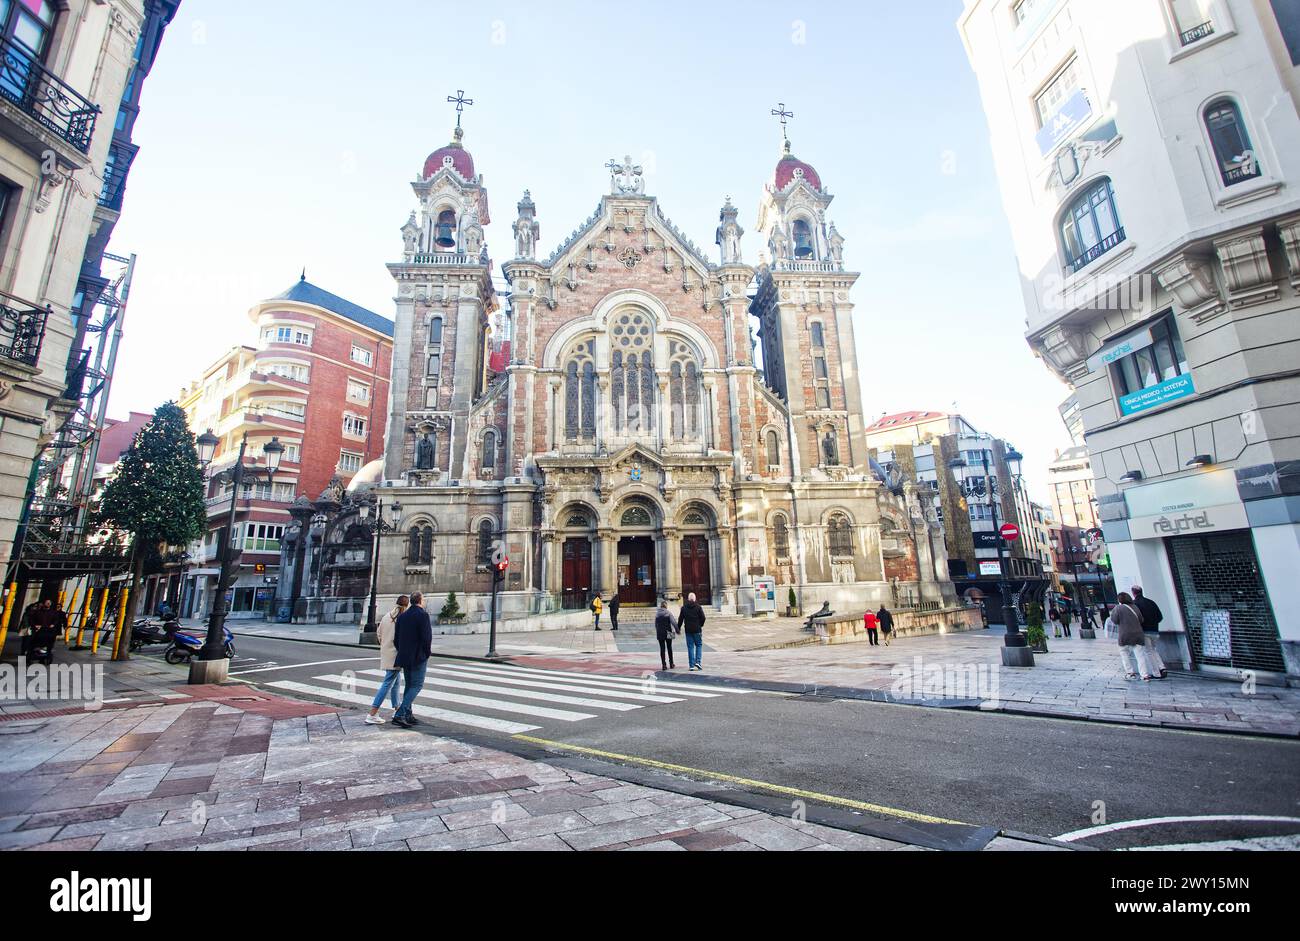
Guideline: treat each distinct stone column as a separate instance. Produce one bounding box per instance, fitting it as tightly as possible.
[702,378,716,451]
[548,376,562,451]
[597,527,617,597]
[657,375,670,451]
[540,532,559,597]
[662,525,682,602]
[597,375,611,449]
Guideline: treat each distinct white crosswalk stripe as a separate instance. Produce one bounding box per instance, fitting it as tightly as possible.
[266,660,751,735]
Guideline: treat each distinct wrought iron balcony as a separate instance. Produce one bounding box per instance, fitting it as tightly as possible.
[1222,159,1262,187]
[1179,21,1214,46]
[0,36,99,154]
[1066,228,1126,274]
[0,298,50,368]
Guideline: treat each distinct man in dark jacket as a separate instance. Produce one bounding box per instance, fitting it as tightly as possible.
[391,592,433,728]
[1131,586,1167,678]
[877,606,894,643]
[677,593,707,671]
[608,594,620,632]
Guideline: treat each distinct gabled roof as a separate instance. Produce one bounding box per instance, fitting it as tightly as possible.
[866,410,949,432]
[269,276,393,338]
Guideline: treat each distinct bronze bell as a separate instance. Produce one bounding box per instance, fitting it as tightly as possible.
[793,220,813,257]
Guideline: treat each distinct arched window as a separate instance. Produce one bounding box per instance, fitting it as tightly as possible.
[668,340,700,439]
[792,218,814,258]
[1061,178,1125,272]
[429,316,444,345]
[611,311,655,433]
[827,514,854,557]
[563,340,597,440]
[477,519,496,564]
[765,430,780,468]
[408,525,435,564]
[435,209,456,249]
[773,514,790,558]
[482,430,497,469]
[1205,99,1260,186]
[621,506,653,527]
[810,322,825,348]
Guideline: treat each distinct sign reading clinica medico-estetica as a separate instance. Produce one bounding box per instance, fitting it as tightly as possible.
[1118,373,1195,416]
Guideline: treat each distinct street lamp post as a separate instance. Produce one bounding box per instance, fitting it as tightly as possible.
[359,497,402,646]
[192,430,283,684]
[949,445,1033,667]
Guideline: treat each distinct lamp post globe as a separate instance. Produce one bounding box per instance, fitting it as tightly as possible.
[196,429,218,466]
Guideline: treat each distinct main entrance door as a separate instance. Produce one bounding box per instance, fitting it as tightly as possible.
[561,538,591,610]
[617,536,656,605]
[680,535,712,605]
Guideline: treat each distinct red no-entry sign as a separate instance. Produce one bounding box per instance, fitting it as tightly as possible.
[1000,523,1020,542]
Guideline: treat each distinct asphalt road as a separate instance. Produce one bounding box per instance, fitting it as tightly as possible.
[168,633,1300,850]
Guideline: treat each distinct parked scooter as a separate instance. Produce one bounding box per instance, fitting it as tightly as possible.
[164,627,234,664]
[129,617,176,652]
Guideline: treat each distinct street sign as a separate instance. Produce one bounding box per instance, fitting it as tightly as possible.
[999,523,1020,542]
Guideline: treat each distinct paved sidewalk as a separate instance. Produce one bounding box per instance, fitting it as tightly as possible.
[0,646,1033,851]
[507,629,1300,737]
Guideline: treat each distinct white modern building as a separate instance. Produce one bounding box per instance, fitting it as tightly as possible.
[960,0,1300,679]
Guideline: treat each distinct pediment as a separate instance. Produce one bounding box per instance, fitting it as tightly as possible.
[542,196,714,279]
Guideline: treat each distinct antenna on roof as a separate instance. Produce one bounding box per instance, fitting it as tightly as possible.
[300,268,307,282]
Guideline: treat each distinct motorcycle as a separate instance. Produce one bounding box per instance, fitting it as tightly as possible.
[129,617,176,653]
[164,627,234,664]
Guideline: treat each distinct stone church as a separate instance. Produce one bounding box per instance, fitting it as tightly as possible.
[371,119,956,624]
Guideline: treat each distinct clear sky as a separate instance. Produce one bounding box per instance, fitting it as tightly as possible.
[106,0,1075,501]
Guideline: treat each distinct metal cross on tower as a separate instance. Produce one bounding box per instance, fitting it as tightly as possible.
[771,102,794,141]
[447,89,474,128]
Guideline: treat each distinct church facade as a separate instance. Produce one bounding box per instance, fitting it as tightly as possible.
[373,122,956,624]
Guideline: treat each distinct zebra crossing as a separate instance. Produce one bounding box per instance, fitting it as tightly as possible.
[264,659,752,735]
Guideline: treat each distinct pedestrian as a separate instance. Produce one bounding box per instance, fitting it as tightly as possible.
[678,592,707,670]
[1049,604,1063,638]
[17,600,41,660]
[1060,597,1073,637]
[1130,586,1168,679]
[877,605,894,647]
[1100,603,1115,639]
[391,591,432,729]
[1112,592,1154,681]
[1081,604,1099,631]
[591,594,603,631]
[366,595,409,725]
[654,600,677,670]
[608,593,620,632]
[50,603,68,648]
[863,608,879,646]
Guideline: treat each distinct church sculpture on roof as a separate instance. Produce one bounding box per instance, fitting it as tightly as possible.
[375,99,958,624]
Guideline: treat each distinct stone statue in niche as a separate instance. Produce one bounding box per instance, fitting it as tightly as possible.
[463,209,484,256]
[822,430,839,466]
[770,225,790,261]
[514,190,539,260]
[401,212,420,254]
[415,432,435,469]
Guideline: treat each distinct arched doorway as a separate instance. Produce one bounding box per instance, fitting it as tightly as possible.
[679,505,714,605]
[559,506,594,609]
[617,500,658,605]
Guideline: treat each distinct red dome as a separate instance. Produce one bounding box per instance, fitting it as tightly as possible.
[774,153,821,191]
[423,129,475,181]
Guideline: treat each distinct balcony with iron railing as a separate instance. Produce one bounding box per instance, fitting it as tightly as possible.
[1179,20,1215,46]
[0,36,99,154]
[1066,228,1126,274]
[0,296,50,370]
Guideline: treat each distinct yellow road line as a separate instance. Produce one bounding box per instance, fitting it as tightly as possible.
[513,734,968,826]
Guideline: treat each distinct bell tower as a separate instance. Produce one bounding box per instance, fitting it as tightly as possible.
[750,107,864,475]
[385,92,498,483]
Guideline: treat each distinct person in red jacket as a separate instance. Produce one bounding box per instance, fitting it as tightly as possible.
[863,609,879,646]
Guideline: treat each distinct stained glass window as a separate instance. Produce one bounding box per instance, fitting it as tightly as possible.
[621,506,652,527]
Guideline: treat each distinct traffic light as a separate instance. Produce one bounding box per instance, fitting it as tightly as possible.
[493,556,509,583]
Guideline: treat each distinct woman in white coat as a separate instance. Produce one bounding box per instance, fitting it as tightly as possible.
[366,595,409,724]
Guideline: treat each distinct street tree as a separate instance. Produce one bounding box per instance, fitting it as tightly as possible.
[95,402,206,659]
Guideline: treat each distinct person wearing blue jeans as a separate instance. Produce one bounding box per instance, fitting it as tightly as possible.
[677,592,707,671]
[366,596,408,725]
[392,592,433,728]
